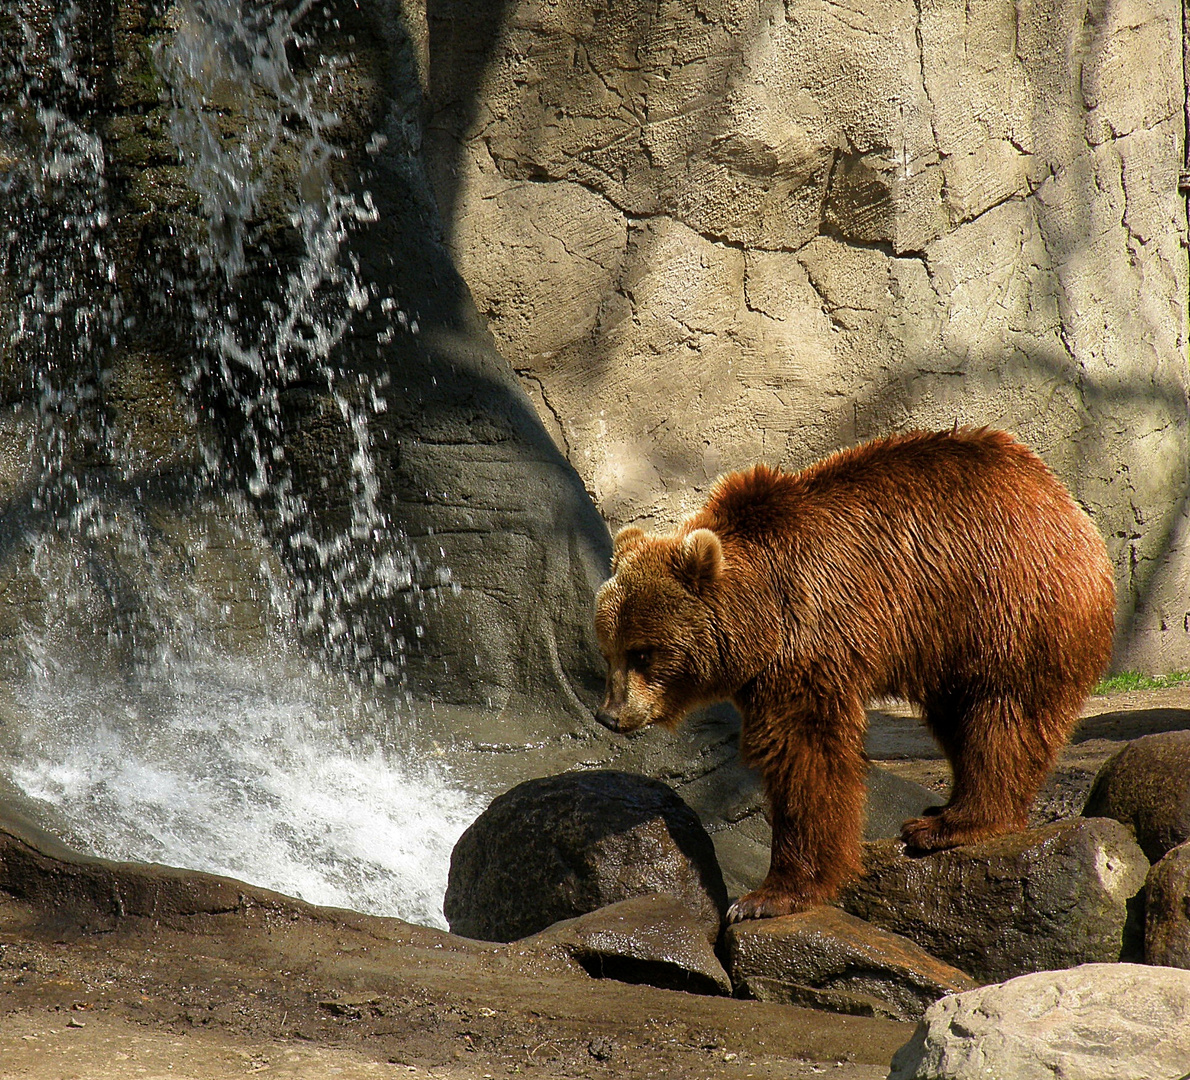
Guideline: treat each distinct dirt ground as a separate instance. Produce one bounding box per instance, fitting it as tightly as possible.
[0,889,907,1080]
[2,686,1187,1080]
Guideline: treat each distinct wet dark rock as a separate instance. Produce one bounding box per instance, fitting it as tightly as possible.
[1144,839,1190,968]
[668,722,942,901]
[838,819,1148,984]
[517,894,731,996]
[1083,730,1190,861]
[863,768,944,841]
[889,964,1190,1080]
[444,771,728,944]
[723,906,976,1022]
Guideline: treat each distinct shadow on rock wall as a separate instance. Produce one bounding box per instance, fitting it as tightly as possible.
[0,0,611,725]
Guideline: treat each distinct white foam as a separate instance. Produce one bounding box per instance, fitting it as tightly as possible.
[5,659,485,929]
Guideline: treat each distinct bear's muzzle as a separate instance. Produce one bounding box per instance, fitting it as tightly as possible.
[595,707,623,732]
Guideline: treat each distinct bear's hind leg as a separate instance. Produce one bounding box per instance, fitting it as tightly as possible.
[901,693,1069,852]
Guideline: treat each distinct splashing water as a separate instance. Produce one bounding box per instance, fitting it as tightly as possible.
[2,657,480,924]
[0,0,485,928]
[160,0,432,681]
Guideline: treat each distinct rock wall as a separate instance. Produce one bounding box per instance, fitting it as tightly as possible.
[424,0,1190,672]
[0,0,610,716]
[2,0,1187,689]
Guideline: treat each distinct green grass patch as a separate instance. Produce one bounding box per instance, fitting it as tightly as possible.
[1093,670,1190,695]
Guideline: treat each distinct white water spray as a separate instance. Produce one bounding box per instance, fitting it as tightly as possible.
[0,0,484,928]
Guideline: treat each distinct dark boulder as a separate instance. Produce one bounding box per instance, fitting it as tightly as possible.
[1083,730,1190,862]
[444,771,727,943]
[838,819,1148,983]
[1145,839,1190,968]
[723,906,976,1022]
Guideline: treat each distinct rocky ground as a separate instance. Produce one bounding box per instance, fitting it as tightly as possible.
[867,684,1190,826]
[2,686,1187,1080]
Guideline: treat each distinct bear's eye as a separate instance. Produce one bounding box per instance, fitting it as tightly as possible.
[626,649,653,674]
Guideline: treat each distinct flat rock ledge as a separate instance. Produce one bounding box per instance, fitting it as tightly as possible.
[516,893,732,995]
[0,805,918,1078]
[839,818,1149,984]
[888,963,1190,1080]
[722,906,977,1022]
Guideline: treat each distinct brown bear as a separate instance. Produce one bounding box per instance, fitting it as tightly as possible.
[594,428,1116,923]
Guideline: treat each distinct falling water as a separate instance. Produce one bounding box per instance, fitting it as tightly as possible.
[0,0,485,927]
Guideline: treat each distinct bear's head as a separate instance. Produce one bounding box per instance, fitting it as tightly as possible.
[593,525,725,733]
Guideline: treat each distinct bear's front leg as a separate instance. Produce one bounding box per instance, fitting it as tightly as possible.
[727,708,868,923]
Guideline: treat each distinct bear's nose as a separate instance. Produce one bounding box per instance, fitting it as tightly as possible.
[595,709,622,732]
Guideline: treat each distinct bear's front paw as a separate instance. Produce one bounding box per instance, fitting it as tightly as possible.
[725,887,806,923]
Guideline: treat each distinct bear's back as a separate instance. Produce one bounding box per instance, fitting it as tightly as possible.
[697,428,1115,700]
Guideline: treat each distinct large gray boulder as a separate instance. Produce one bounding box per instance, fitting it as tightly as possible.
[1145,839,1190,969]
[889,964,1190,1080]
[443,771,728,943]
[838,819,1149,983]
[722,906,976,1022]
[1083,730,1190,862]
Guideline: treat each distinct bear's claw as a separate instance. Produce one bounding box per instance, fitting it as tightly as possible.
[725,887,805,923]
[900,814,954,852]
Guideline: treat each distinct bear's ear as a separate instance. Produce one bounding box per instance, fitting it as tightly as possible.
[611,525,647,572]
[678,528,723,592]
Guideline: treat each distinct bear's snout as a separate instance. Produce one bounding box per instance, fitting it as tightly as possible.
[595,707,623,732]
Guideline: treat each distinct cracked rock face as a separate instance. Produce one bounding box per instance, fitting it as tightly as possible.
[425,0,1190,670]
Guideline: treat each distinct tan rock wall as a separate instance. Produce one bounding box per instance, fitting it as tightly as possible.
[425,0,1190,671]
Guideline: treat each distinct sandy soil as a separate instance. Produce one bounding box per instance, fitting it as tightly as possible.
[2,686,1187,1080]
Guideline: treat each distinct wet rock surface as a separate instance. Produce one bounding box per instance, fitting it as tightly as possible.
[1144,839,1190,969]
[838,819,1149,984]
[888,964,1190,1080]
[723,907,977,1023]
[518,893,731,996]
[444,771,727,943]
[0,806,910,1080]
[1083,729,1190,861]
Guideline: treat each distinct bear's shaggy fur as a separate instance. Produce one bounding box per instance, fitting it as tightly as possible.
[594,428,1116,922]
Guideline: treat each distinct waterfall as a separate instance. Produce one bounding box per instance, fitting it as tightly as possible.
[0,0,485,928]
